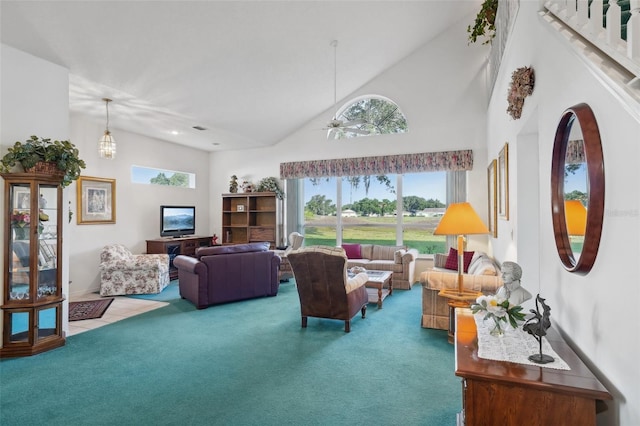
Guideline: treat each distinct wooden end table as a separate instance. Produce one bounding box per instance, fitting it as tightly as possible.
[438,288,481,344]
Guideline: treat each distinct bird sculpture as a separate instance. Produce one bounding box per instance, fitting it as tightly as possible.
[523,294,554,364]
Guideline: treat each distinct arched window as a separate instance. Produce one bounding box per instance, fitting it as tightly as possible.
[333,96,408,139]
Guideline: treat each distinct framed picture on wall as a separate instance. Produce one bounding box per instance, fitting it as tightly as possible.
[77,176,116,224]
[498,143,509,220]
[487,159,498,237]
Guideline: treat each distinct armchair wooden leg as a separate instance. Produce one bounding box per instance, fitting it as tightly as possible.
[345,320,351,333]
[301,316,308,328]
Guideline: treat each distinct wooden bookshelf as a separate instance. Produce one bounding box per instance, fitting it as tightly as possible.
[222,192,277,248]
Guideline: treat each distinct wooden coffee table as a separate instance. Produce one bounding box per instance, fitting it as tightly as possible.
[363,270,393,308]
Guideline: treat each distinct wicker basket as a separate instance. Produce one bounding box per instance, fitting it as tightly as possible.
[25,161,64,177]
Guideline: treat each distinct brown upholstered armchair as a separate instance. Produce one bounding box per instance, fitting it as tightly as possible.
[288,246,369,332]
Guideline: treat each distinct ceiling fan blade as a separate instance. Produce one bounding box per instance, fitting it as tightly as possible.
[342,119,366,126]
[327,128,338,139]
[345,128,369,135]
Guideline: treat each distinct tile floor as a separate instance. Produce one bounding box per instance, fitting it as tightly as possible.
[67,294,169,337]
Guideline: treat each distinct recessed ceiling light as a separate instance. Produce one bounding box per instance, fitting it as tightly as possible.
[212,142,220,146]
[171,130,179,135]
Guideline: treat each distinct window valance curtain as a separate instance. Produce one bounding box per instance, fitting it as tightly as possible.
[566,140,585,164]
[279,150,473,179]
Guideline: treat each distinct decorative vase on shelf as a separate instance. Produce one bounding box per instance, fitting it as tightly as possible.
[13,226,30,240]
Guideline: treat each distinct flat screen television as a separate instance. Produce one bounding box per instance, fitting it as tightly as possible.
[160,205,195,238]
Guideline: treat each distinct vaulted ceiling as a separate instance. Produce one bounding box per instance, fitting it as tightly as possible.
[1,1,481,151]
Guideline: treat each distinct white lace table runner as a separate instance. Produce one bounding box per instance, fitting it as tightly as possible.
[474,314,571,370]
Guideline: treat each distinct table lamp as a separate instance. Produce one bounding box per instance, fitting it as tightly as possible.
[434,202,490,296]
[565,200,587,236]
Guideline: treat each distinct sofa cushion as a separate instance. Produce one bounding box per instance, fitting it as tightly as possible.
[342,243,362,259]
[372,245,404,261]
[359,244,374,259]
[467,252,499,276]
[444,248,474,272]
[196,242,268,258]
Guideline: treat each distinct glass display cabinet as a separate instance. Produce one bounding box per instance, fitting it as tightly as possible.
[1,173,65,357]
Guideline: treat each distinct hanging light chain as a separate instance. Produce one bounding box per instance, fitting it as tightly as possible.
[102,98,112,133]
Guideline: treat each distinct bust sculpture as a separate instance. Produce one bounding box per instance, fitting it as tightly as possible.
[496,261,532,306]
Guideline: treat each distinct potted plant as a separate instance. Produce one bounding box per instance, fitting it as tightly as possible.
[0,135,86,188]
[256,176,284,200]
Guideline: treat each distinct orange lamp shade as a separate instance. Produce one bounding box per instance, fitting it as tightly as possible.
[434,202,490,236]
[565,200,587,236]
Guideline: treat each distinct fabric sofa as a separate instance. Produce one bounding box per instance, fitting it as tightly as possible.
[342,243,418,290]
[420,250,502,330]
[174,242,281,309]
[99,244,170,296]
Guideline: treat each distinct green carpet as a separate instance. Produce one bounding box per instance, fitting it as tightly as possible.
[126,280,180,301]
[0,281,460,425]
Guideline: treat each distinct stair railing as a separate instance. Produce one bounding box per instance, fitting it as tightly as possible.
[543,0,640,79]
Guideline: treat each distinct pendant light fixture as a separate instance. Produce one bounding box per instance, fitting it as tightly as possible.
[99,98,116,159]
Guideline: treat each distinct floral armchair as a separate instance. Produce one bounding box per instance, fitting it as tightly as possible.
[99,244,170,296]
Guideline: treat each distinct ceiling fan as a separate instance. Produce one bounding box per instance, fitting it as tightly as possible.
[324,40,369,139]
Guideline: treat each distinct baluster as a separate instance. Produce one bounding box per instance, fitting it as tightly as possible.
[589,0,605,37]
[546,0,557,14]
[566,0,577,22]
[629,0,640,60]
[577,0,589,27]
[606,0,623,48]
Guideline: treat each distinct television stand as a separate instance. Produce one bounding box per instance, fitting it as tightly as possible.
[146,235,212,280]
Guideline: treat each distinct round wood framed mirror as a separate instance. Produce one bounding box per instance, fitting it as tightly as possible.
[551,103,604,274]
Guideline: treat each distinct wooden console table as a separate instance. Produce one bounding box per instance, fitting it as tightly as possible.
[146,236,212,280]
[455,309,611,425]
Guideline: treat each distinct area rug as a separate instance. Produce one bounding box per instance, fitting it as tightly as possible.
[69,298,114,321]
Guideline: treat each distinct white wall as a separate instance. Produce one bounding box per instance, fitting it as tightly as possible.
[209,17,492,252]
[0,44,213,335]
[68,115,211,297]
[0,44,72,335]
[487,3,640,424]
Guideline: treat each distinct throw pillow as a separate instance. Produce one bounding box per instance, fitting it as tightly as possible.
[342,243,362,259]
[444,247,474,272]
[394,249,407,264]
[467,253,498,276]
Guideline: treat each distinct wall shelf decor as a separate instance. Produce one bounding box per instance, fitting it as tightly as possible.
[507,66,535,119]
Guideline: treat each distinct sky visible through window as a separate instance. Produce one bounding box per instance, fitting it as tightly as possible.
[304,173,446,204]
[564,163,586,194]
[131,165,195,188]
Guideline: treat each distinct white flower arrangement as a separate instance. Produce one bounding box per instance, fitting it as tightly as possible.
[471,294,525,330]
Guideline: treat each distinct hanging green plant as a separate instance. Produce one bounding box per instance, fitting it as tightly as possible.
[467,0,498,45]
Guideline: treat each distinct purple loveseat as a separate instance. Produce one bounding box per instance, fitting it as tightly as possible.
[173,242,281,309]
